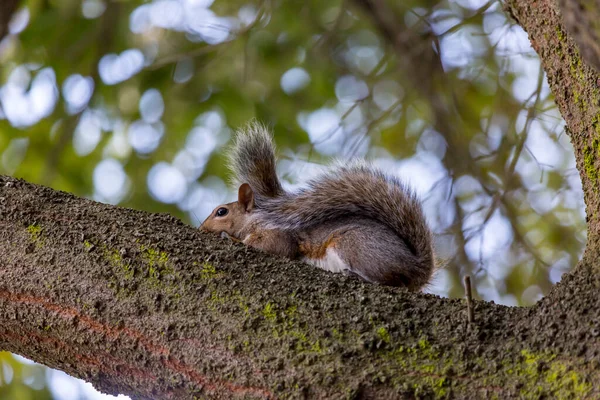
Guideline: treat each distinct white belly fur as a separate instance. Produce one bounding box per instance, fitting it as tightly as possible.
[304,248,349,274]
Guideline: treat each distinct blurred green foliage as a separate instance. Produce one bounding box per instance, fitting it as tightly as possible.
[0,0,587,398]
[0,353,53,399]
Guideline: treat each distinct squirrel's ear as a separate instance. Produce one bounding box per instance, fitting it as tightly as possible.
[238,183,255,212]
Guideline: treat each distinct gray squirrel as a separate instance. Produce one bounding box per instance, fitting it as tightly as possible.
[201,122,435,290]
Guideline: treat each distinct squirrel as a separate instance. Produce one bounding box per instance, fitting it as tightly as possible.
[200,122,435,290]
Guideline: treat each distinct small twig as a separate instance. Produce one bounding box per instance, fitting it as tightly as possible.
[464,275,474,324]
[150,3,267,70]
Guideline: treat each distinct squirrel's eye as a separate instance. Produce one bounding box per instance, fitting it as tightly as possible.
[215,207,228,217]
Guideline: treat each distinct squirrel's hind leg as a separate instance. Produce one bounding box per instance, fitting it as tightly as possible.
[298,229,352,274]
[303,248,351,274]
[306,220,429,289]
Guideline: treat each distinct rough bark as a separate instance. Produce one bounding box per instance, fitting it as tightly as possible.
[2,0,600,399]
[559,0,600,72]
[0,173,598,400]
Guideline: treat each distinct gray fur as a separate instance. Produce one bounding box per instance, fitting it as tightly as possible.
[228,121,284,202]
[229,123,435,289]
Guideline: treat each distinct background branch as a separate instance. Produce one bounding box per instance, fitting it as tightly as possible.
[0,0,19,42]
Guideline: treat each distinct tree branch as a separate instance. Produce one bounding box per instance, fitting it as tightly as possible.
[0,174,599,399]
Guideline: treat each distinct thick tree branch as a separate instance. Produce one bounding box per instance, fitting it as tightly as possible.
[1,174,599,399]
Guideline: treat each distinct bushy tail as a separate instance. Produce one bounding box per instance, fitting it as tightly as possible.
[257,163,435,279]
[228,122,284,203]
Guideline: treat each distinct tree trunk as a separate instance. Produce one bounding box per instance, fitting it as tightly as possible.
[2,0,600,398]
[558,0,600,72]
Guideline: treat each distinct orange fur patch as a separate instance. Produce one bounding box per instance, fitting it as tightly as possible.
[299,233,339,259]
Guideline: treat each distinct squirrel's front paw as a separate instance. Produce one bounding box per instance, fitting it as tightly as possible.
[220,232,242,242]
